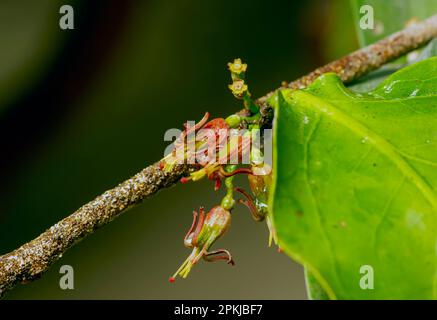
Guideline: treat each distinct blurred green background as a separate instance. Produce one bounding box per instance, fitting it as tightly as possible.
[0,0,358,299]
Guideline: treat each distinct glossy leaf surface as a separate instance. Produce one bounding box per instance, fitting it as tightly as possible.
[270,57,437,299]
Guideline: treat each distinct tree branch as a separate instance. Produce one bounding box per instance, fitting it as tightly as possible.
[1,14,436,298]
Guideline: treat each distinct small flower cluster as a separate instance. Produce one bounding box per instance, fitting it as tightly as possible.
[228,58,259,114]
[163,59,279,282]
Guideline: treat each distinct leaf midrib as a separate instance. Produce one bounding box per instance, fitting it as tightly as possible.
[290,90,437,211]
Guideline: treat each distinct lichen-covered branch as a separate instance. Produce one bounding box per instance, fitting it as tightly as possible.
[0,163,190,297]
[1,14,436,298]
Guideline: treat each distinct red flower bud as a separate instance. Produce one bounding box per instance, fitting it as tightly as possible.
[170,206,233,281]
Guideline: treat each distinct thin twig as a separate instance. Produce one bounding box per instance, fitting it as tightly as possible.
[1,14,436,298]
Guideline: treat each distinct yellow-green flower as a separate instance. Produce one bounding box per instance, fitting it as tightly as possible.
[227,58,247,75]
[228,79,248,98]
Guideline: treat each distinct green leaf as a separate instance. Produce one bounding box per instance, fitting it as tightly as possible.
[305,268,330,300]
[269,57,437,299]
[348,38,437,93]
[348,0,437,93]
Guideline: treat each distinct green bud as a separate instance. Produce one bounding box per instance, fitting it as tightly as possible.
[225,114,242,128]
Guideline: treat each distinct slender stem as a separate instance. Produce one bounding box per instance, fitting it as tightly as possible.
[1,14,436,298]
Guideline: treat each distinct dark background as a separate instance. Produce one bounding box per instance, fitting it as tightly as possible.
[0,0,357,299]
